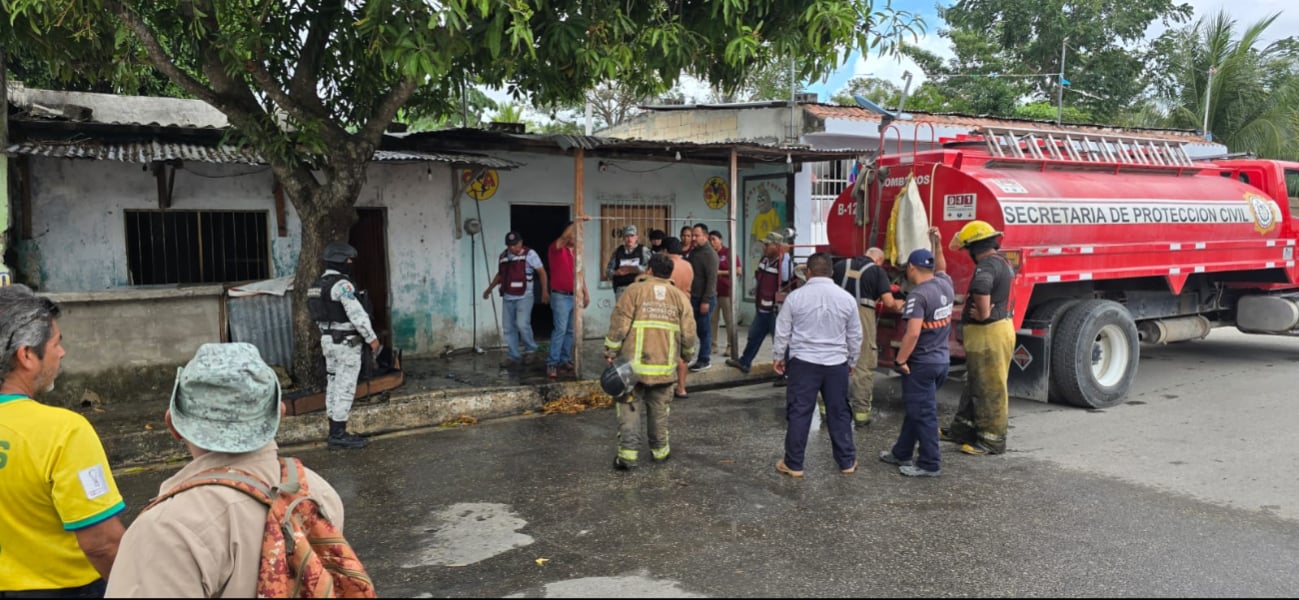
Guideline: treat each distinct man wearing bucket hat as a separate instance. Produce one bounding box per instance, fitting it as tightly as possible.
[106,343,347,597]
[606,225,651,301]
[726,231,791,375]
[939,220,1016,456]
[0,284,125,598]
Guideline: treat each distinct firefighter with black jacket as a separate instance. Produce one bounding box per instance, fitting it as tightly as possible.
[306,241,379,449]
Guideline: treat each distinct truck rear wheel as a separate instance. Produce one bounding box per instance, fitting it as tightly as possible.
[1050,299,1139,409]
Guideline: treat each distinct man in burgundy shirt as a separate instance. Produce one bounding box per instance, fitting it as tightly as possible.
[546,220,589,379]
[708,230,740,358]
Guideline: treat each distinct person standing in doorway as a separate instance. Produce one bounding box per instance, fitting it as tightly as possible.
[941,220,1016,456]
[307,241,380,450]
[0,284,125,598]
[708,230,741,359]
[606,226,651,300]
[687,223,719,372]
[547,220,590,380]
[832,247,901,428]
[483,232,549,370]
[772,253,861,477]
[880,235,954,478]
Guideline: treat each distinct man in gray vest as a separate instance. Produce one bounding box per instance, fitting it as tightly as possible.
[306,241,379,449]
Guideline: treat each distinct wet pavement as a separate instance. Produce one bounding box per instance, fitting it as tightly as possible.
[115,328,1299,597]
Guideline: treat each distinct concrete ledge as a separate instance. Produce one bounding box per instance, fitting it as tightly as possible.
[46,284,225,303]
[105,362,781,468]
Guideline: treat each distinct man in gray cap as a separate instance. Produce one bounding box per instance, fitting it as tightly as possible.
[605,225,651,300]
[306,241,378,449]
[106,343,349,597]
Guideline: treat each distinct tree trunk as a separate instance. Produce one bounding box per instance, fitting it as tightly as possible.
[287,182,361,391]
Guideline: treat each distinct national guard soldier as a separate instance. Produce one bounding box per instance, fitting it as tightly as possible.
[306,241,379,450]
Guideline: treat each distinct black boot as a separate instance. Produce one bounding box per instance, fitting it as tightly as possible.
[327,419,369,449]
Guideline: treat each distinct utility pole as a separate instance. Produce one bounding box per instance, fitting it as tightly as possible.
[1202,66,1217,141]
[1056,37,1069,125]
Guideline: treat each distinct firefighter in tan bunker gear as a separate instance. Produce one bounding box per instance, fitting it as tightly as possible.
[604,254,698,470]
[940,220,1016,455]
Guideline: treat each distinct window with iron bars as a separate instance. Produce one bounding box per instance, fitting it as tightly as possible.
[809,159,856,247]
[125,210,271,285]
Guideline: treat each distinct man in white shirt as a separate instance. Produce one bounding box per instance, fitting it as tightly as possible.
[771,252,863,477]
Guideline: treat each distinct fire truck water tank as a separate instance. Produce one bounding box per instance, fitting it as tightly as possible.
[1236,295,1299,334]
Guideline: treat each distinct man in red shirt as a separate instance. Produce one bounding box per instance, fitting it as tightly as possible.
[547,220,590,379]
[708,230,740,358]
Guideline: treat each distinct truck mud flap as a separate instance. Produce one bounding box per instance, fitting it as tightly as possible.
[1007,326,1050,403]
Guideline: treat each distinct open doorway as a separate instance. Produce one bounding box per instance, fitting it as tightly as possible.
[348,208,391,346]
[509,204,571,340]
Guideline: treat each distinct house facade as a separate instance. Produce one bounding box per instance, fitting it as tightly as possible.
[3,86,864,376]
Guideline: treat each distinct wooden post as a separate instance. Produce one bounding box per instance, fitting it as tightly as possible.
[727,148,739,342]
[573,147,585,374]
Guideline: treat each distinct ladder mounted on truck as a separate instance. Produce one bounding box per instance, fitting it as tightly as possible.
[976,125,1194,167]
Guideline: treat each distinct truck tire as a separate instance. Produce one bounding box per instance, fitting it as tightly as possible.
[1050,299,1139,409]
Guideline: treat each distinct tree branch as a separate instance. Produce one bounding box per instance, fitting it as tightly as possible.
[358,77,419,146]
[288,0,341,107]
[102,0,220,107]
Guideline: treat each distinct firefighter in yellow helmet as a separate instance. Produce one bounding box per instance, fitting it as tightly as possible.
[940,220,1016,455]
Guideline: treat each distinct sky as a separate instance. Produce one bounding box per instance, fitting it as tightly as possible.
[803,0,1297,102]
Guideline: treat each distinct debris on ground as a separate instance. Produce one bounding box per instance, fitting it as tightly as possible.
[439,415,479,428]
[541,392,612,415]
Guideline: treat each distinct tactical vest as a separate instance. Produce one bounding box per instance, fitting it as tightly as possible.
[754,255,784,313]
[836,256,879,308]
[610,245,649,288]
[499,247,533,297]
[306,273,350,323]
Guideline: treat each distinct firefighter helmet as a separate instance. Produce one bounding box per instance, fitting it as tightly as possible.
[949,220,1003,250]
[600,358,637,400]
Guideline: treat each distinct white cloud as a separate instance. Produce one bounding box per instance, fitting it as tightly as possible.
[853,32,956,90]
[1178,1,1296,44]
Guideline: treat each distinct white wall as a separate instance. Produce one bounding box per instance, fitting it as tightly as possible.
[19,152,735,358]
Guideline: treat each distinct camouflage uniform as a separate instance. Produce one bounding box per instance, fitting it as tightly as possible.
[320,272,377,423]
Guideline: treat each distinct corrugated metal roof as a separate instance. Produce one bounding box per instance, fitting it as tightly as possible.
[802,104,1209,144]
[8,83,230,129]
[5,140,264,164]
[6,140,521,168]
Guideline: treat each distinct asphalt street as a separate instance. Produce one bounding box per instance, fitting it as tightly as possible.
[114,329,1299,597]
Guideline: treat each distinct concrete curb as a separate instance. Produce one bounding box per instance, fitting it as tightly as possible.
[105,362,780,468]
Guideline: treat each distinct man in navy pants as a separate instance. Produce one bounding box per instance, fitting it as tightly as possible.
[771,252,862,477]
[881,231,955,477]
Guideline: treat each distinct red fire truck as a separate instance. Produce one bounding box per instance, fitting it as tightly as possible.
[823,125,1299,409]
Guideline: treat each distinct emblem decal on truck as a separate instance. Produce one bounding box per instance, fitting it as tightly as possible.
[1245,193,1279,234]
[1012,345,1033,370]
[944,194,977,221]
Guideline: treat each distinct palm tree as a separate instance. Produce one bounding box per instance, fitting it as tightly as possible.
[1154,11,1299,159]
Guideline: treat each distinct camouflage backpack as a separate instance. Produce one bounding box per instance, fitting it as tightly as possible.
[145,457,377,598]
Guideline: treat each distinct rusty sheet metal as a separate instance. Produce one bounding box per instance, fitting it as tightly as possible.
[226,293,294,368]
[6,141,521,169]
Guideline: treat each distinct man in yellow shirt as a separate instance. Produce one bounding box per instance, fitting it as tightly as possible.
[0,284,126,597]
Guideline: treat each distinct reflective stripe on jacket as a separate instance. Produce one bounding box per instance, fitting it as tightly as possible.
[604,276,698,385]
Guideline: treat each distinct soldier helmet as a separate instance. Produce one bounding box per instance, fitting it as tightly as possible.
[323,241,358,263]
[600,357,638,400]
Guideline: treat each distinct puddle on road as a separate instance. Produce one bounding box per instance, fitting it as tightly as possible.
[506,575,706,598]
[402,502,535,568]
